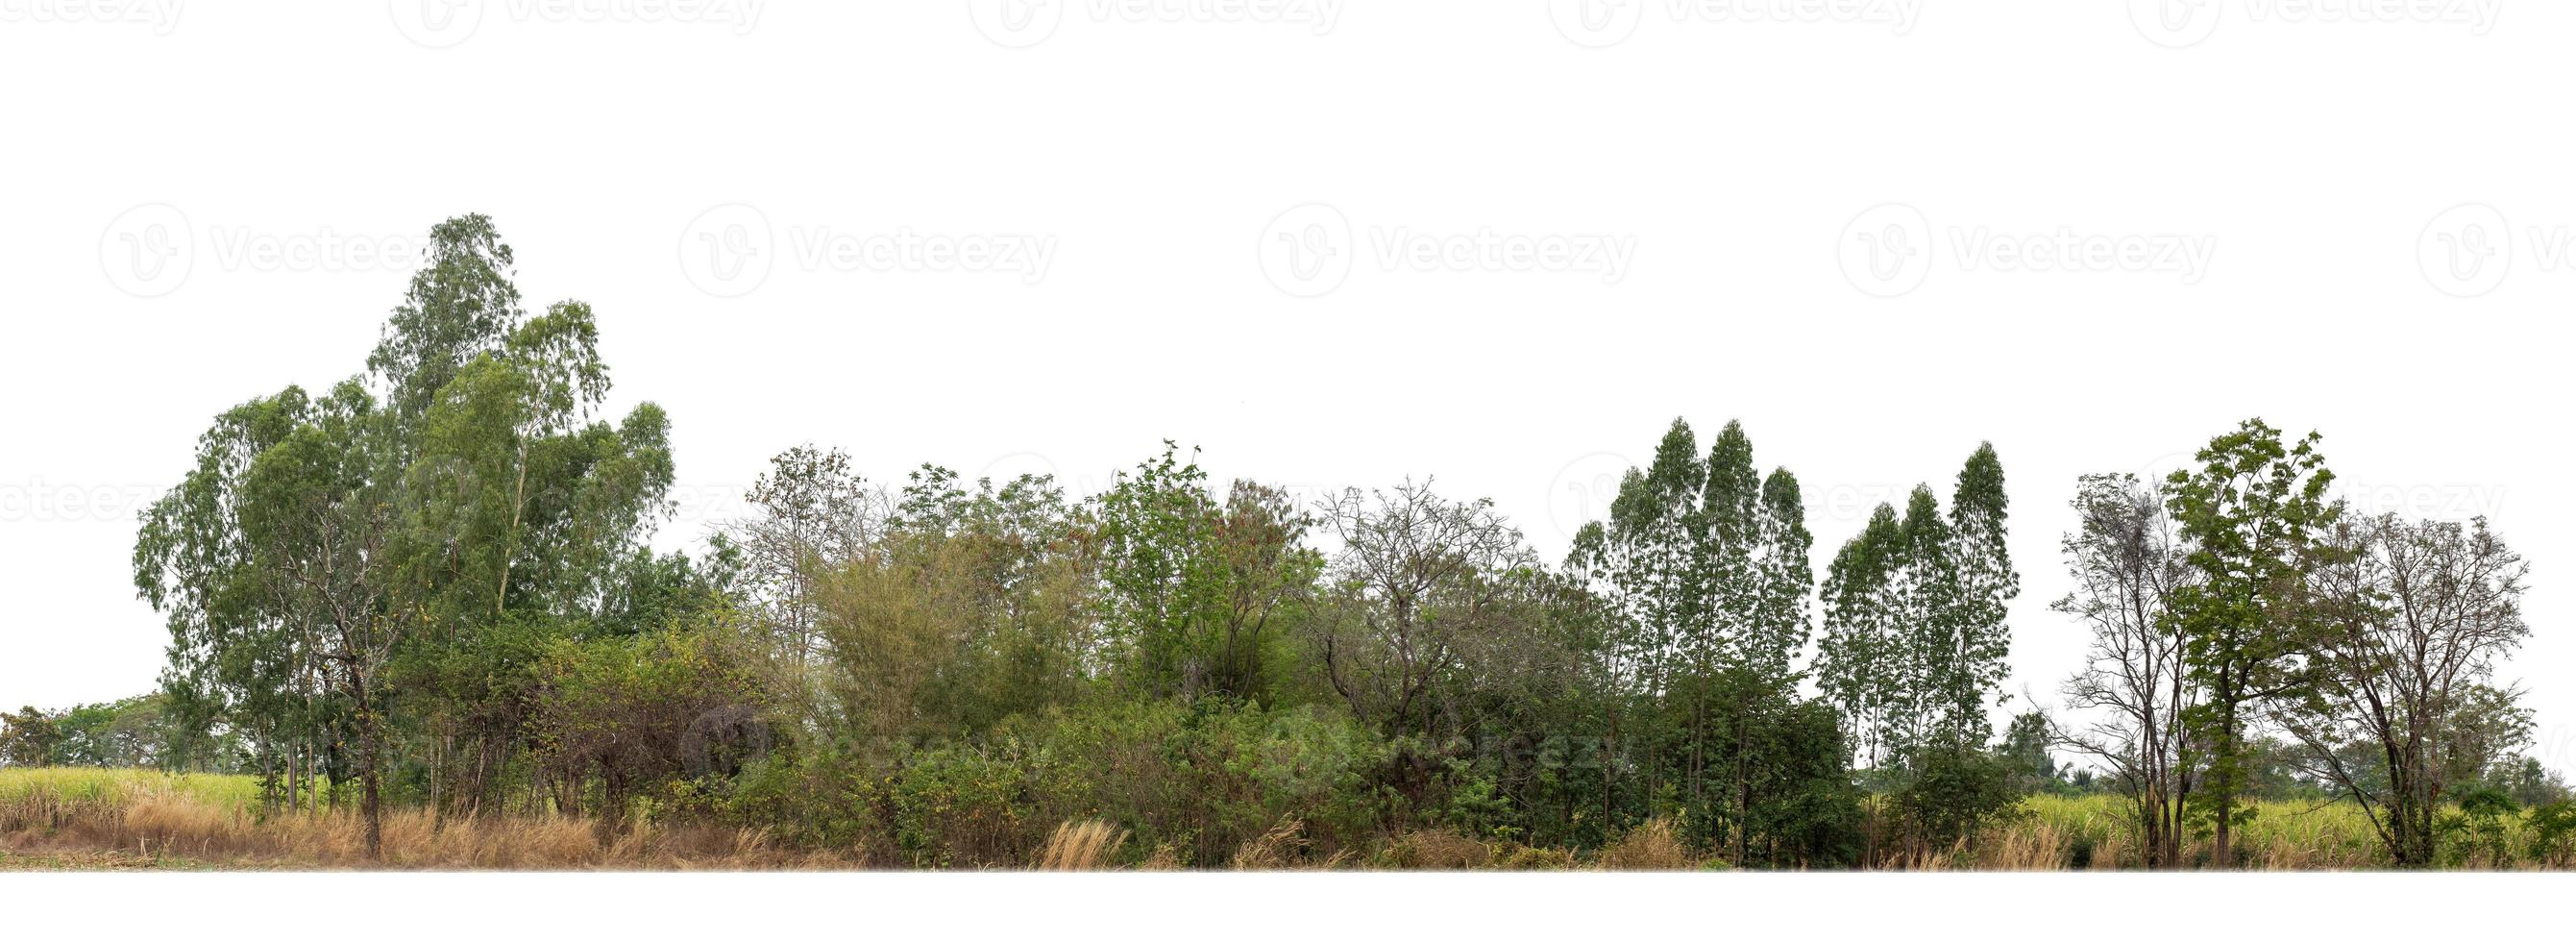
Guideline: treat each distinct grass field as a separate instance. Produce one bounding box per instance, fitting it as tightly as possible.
[4,767,2564,870]
[1,767,841,870]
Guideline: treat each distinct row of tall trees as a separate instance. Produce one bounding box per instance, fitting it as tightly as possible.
[75,214,2554,867]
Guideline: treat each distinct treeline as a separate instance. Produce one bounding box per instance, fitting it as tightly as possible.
[6,214,2562,868]
[0,695,216,770]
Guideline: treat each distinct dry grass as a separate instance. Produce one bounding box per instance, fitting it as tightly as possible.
[1597,818,1690,871]
[1033,820,1127,871]
[1386,830,1493,869]
[15,768,2569,870]
[2,767,852,870]
[1225,815,1354,870]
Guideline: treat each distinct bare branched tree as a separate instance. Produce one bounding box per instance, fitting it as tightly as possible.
[2049,473,2202,869]
[2279,512,2532,866]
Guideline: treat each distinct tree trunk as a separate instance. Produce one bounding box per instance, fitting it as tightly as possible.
[2213,706,2235,869]
[357,684,385,861]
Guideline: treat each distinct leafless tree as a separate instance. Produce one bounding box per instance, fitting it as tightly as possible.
[1312,480,1536,741]
[2279,512,2531,866]
[2049,473,2202,869]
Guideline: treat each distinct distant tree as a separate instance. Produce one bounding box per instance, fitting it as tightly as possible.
[1,707,61,767]
[2165,418,2340,867]
[1998,711,2059,794]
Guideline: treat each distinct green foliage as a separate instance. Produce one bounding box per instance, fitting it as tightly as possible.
[2165,418,2339,865]
[1,708,62,768]
[1890,743,2026,853]
[135,214,681,850]
[92,238,2569,873]
[527,626,773,829]
[1092,443,1320,703]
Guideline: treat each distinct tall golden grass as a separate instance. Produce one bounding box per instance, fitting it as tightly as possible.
[2,767,851,870]
[1033,820,1126,871]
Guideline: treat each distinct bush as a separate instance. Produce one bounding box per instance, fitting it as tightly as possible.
[1890,744,2026,855]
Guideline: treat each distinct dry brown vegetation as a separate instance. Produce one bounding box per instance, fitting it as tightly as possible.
[12,770,2572,871]
[3,772,853,870]
[1596,818,1692,871]
[1033,820,1127,871]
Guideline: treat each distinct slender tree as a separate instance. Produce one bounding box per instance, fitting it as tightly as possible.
[2165,418,2338,868]
[2051,473,2201,868]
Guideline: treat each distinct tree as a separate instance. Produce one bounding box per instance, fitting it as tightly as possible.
[2050,472,2202,868]
[134,214,677,856]
[1311,479,1535,741]
[723,444,885,662]
[1998,711,2060,794]
[2165,418,2339,867]
[2283,513,2532,866]
[1092,443,1320,703]
[1566,419,1830,855]
[1,707,61,767]
[1818,503,1903,770]
[1942,444,2017,747]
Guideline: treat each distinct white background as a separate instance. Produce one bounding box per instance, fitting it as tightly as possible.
[2,0,2571,912]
